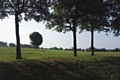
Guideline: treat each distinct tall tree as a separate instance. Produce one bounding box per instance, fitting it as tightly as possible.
[46,0,85,57]
[1,0,51,59]
[80,0,109,55]
[3,0,30,59]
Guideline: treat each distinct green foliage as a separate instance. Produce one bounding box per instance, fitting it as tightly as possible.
[0,0,8,19]
[80,0,109,32]
[24,0,51,22]
[112,16,120,36]
[107,0,120,36]
[46,0,90,56]
[105,0,120,36]
[1,0,51,22]
[3,0,28,18]
[46,0,83,33]
[29,32,43,49]
[46,0,109,32]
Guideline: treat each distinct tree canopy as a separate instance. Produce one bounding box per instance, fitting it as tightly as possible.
[108,0,120,36]
[46,0,110,56]
[46,0,88,56]
[24,0,52,22]
[0,0,8,19]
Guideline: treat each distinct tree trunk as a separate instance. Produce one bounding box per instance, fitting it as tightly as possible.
[91,26,94,56]
[73,22,77,57]
[15,11,22,59]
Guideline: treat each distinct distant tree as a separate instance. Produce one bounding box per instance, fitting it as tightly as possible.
[29,32,43,49]
[86,47,91,52]
[81,49,85,52]
[0,41,8,47]
[9,43,16,47]
[86,47,107,52]
[53,47,58,50]
[77,48,82,51]
[58,47,63,50]
[114,48,119,52]
[64,48,72,51]
[101,48,107,52]
[50,46,58,50]
[40,47,44,49]
[20,44,32,48]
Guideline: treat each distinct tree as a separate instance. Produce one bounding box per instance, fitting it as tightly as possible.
[0,41,8,47]
[80,0,109,55]
[46,0,86,57]
[9,43,16,47]
[20,44,32,48]
[2,0,31,59]
[29,32,43,49]
[1,0,51,59]
[46,0,109,56]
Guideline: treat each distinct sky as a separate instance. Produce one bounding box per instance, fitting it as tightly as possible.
[0,16,120,49]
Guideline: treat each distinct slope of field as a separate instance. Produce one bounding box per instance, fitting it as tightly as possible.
[0,47,120,80]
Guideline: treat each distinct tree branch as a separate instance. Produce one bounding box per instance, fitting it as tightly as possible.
[19,0,29,14]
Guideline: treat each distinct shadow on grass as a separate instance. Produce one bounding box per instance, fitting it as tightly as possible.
[0,57,120,80]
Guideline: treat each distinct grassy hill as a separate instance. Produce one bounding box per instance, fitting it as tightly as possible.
[0,47,120,80]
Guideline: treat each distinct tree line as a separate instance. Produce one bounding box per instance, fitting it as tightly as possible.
[41,47,120,52]
[0,41,32,48]
[1,41,119,52]
[0,31,43,48]
[0,0,120,59]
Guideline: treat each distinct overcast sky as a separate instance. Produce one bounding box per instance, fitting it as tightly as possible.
[0,16,120,49]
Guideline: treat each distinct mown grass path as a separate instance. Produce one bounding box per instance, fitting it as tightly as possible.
[0,47,120,80]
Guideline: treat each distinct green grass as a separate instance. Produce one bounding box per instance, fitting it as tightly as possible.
[0,47,120,80]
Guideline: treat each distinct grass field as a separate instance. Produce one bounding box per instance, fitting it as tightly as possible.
[0,47,120,80]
